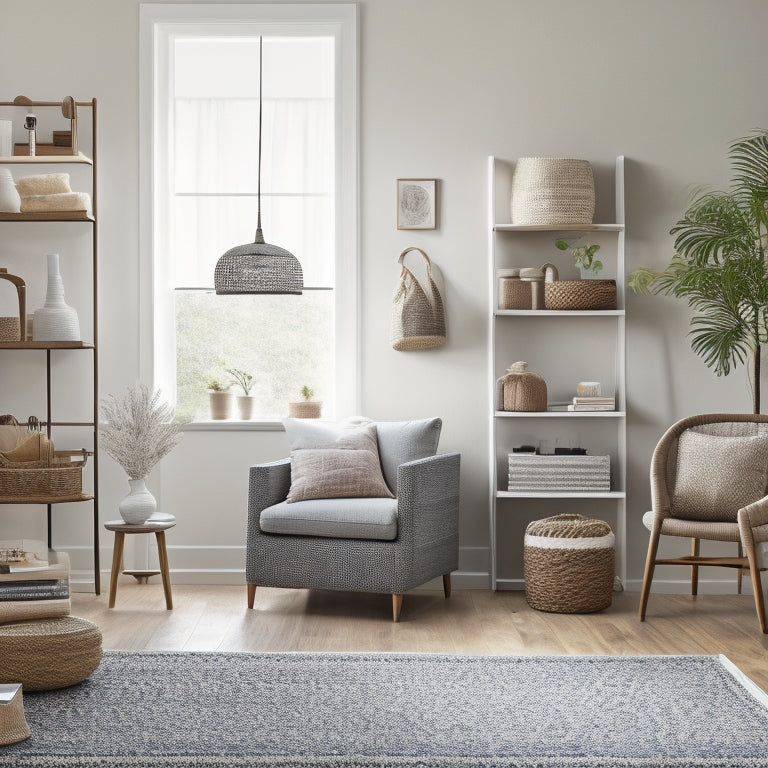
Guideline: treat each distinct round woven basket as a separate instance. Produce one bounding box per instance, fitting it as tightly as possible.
[544,280,617,311]
[0,686,30,746]
[524,513,614,614]
[0,616,102,691]
[511,158,595,225]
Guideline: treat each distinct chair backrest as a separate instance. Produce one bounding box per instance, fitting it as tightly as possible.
[655,414,768,522]
[375,417,442,494]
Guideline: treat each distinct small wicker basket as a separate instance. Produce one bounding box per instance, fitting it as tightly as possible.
[524,513,614,613]
[544,279,617,311]
[288,401,322,419]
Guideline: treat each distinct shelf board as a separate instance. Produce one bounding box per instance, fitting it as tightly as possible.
[0,211,94,222]
[0,340,94,349]
[495,410,625,418]
[0,493,94,505]
[497,490,626,499]
[0,152,93,165]
[493,223,624,232]
[495,309,624,317]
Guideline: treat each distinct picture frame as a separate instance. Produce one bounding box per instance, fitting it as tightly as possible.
[397,178,437,230]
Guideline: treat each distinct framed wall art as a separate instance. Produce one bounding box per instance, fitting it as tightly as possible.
[396,178,437,230]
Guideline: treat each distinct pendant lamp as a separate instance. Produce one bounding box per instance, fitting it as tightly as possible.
[214,37,303,295]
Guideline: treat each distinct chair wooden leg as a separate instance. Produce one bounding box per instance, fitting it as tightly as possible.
[442,573,451,598]
[247,583,257,609]
[738,509,768,634]
[639,516,662,621]
[691,537,700,596]
[737,542,744,595]
[392,593,403,622]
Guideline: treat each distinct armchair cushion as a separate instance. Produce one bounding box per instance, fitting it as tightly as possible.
[376,418,442,493]
[672,431,768,522]
[285,423,393,503]
[260,497,398,540]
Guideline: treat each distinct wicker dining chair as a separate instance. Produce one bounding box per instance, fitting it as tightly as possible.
[638,413,768,633]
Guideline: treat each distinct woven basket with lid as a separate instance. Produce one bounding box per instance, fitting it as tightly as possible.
[524,513,614,613]
[496,361,547,412]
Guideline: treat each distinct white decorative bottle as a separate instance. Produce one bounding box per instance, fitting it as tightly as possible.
[118,477,157,525]
[33,253,81,341]
[0,169,21,213]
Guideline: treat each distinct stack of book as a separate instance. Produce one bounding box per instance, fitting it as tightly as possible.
[0,540,70,622]
[568,396,616,412]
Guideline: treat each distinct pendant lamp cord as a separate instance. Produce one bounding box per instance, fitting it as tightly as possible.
[255,35,265,245]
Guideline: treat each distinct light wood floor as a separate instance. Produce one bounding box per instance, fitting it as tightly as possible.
[72,584,768,693]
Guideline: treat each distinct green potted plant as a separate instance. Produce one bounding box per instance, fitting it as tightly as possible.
[628,129,768,413]
[207,378,233,420]
[555,239,603,277]
[226,368,254,420]
[288,385,322,419]
[545,239,616,310]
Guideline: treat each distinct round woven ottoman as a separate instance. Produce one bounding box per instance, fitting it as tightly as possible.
[0,616,102,691]
[524,513,615,613]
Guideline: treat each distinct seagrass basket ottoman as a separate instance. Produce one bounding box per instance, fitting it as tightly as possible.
[0,616,102,691]
[524,513,615,613]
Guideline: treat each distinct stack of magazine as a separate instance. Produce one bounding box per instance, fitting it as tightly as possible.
[0,539,70,622]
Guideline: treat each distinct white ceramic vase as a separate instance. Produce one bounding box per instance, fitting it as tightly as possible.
[118,477,157,525]
[209,391,233,420]
[33,253,81,341]
[0,169,21,213]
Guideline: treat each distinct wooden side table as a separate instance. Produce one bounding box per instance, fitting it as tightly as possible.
[104,520,175,609]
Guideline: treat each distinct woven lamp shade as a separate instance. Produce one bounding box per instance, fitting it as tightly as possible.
[214,239,303,295]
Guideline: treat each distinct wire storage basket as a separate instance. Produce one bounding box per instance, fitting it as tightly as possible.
[511,158,595,225]
[524,513,615,613]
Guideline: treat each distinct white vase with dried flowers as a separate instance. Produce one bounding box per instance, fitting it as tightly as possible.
[99,383,186,524]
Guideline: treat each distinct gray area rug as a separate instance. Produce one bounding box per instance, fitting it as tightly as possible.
[1,652,768,767]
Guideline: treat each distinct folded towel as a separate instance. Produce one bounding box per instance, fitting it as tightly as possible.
[16,173,71,196]
[20,192,90,213]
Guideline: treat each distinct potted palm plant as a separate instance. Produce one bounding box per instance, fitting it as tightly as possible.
[226,368,255,420]
[628,129,768,413]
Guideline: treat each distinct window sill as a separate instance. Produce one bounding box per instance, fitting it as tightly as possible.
[182,421,285,432]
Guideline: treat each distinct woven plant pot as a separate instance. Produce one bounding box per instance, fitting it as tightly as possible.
[524,513,614,614]
[544,279,617,311]
[288,401,322,419]
[511,158,595,225]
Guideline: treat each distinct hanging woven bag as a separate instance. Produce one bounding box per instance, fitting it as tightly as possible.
[390,247,446,351]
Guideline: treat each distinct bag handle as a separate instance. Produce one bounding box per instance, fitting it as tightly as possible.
[398,246,434,280]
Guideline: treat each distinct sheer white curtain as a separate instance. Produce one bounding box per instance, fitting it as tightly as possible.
[171,97,334,288]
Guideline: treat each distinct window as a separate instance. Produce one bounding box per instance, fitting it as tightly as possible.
[140,4,357,424]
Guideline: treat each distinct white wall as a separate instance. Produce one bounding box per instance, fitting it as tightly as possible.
[2,0,767,593]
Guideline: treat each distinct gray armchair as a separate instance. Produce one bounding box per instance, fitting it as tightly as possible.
[246,418,460,621]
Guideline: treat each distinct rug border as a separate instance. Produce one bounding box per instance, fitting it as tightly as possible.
[718,653,768,707]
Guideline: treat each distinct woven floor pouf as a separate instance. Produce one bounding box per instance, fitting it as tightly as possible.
[0,616,102,691]
[524,513,615,613]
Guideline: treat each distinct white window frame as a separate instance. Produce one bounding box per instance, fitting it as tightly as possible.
[139,3,359,426]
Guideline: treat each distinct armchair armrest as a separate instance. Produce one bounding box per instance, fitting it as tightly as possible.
[739,494,768,546]
[248,458,291,524]
[396,452,461,547]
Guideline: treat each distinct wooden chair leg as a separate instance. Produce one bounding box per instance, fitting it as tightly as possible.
[691,537,700,596]
[442,573,451,598]
[639,516,662,621]
[737,542,744,595]
[738,509,767,634]
[247,583,256,609]
[392,593,403,622]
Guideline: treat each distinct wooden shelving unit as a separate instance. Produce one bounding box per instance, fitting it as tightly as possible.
[0,96,100,593]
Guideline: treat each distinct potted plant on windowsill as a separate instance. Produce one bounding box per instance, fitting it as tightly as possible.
[226,368,255,420]
[288,385,322,419]
[207,379,233,420]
